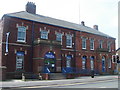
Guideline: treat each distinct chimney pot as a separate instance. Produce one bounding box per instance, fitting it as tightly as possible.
[93,25,98,30]
[81,21,85,26]
[26,2,36,14]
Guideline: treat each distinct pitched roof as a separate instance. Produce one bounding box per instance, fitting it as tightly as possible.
[4,11,114,38]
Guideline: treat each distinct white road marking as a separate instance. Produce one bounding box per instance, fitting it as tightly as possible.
[99,87,107,88]
[18,79,117,89]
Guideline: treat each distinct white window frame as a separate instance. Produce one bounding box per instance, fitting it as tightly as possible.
[56,33,63,42]
[82,37,86,49]
[40,30,48,39]
[108,59,111,68]
[66,55,72,67]
[90,39,94,50]
[90,56,94,70]
[107,41,111,52]
[82,56,87,69]
[17,26,26,42]
[66,34,72,48]
[99,40,103,48]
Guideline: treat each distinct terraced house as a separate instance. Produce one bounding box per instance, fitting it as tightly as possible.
[0,2,116,80]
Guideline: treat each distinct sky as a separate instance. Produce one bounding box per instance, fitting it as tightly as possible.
[0,0,119,49]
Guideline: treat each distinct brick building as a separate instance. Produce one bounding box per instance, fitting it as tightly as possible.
[0,2,116,80]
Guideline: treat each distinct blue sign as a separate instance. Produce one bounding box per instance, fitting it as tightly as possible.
[67,55,72,60]
[45,52,55,59]
[17,52,24,56]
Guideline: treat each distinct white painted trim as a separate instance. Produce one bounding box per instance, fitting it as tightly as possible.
[2,42,31,47]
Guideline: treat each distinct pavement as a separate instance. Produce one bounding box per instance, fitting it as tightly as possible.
[0,75,118,89]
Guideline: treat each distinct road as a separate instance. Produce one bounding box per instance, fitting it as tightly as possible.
[2,76,118,90]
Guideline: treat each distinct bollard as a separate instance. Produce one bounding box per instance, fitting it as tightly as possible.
[38,73,42,80]
[45,73,48,80]
[22,73,25,81]
[91,70,94,78]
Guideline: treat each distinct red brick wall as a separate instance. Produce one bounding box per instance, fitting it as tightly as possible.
[1,16,116,78]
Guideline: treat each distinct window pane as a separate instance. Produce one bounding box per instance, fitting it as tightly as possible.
[56,33,62,41]
[66,55,72,67]
[90,39,94,50]
[99,40,103,48]
[17,26,26,42]
[108,59,111,68]
[66,35,72,47]
[82,38,86,49]
[41,30,48,39]
[107,42,111,52]
[82,56,87,69]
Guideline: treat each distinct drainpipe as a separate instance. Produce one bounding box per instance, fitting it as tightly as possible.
[73,31,76,74]
[31,22,35,73]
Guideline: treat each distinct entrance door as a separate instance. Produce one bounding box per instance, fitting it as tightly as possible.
[16,52,24,70]
[102,56,106,72]
[44,52,56,73]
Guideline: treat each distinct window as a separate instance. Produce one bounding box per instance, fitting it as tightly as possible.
[99,40,103,48]
[17,26,26,42]
[82,56,87,69]
[66,34,72,48]
[90,39,94,50]
[66,55,72,67]
[41,30,48,39]
[82,37,86,49]
[56,33,62,42]
[102,56,106,72]
[90,56,94,70]
[107,41,111,52]
[108,59,111,68]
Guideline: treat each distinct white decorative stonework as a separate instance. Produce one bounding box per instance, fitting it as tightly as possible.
[16,23,28,30]
[25,50,27,55]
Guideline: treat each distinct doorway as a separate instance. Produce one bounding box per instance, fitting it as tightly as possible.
[44,52,56,73]
[16,52,24,70]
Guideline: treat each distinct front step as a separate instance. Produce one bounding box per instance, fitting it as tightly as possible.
[49,73,66,80]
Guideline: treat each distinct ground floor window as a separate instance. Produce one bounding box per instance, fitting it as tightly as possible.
[102,56,106,72]
[82,56,87,69]
[66,55,72,67]
[108,58,111,68]
[16,52,24,70]
[90,56,94,70]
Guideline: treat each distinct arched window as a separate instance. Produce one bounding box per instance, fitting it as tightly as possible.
[108,58,111,68]
[82,56,87,69]
[90,56,94,70]
[66,55,72,67]
[102,56,106,72]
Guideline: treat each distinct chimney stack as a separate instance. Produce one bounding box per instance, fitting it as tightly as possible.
[81,21,85,26]
[93,25,98,30]
[26,2,36,14]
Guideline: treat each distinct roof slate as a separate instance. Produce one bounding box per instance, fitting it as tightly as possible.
[4,11,114,38]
